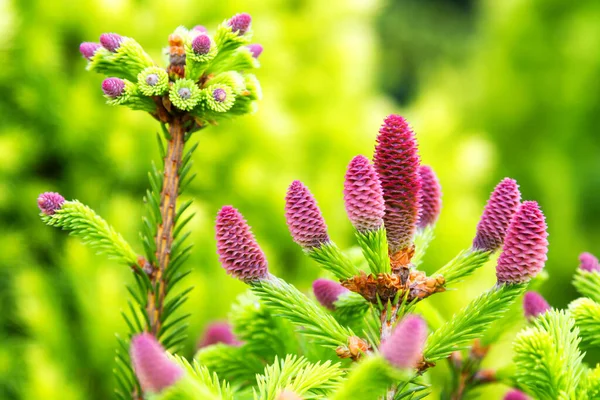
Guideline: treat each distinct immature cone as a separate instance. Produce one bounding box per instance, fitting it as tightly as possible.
[198,322,240,348]
[343,155,385,232]
[79,42,101,59]
[285,180,330,249]
[473,178,521,252]
[504,389,530,400]
[247,44,263,58]
[417,165,442,229]
[37,192,65,215]
[277,390,303,400]
[312,278,349,310]
[192,34,211,55]
[373,115,421,255]
[130,333,184,394]
[523,291,550,320]
[216,206,269,282]
[380,315,427,369]
[102,78,125,98]
[228,13,252,35]
[579,252,600,272]
[496,201,548,284]
[99,33,123,52]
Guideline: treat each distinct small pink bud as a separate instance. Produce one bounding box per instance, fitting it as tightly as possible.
[99,33,123,52]
[130,333,184,394]
[277,390,303,400]
[212,88,227,103]
[192,34,211,55]
[228,13,252,35]
[247,44,263,58]
[417,165,442,228]
[285,180,330,249]
[312,278,349,310]
[192,25,207,33]
[496,201,548,284]
[215,206,269,282]
[523,291,550,320]
[79,42,101,59]
[380,315,427,369]
[37,192,65,215]
[198,322,240,348]
[504,389,530,400]
[102,78,125,98]
[343,155,385,233]
[579,252,600,272]
[473,178,521,252]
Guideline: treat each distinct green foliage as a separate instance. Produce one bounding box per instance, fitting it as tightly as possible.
[195,344,264,388]
[307,243,360,280]
[578,365,600,399]
[512,310,584,400]
[172,354,234,400]
[573,269,600,304]
[88,38,154,81]
[412,226,435,268]
[423,283,526,362]
[355,228,390,274]
[332,292,371,328]
[433,249,492,287]
[569,297,600,349]
[330,356,394,400]
[254,355,344,400]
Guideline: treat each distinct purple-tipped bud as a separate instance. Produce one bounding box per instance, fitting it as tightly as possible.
[343,155,385,232]
[130,333,184,394]
[212,88,227,103]
[473,178,521,252]
[102,78,125,98]
[373,115,422,254]
[99,33,123,52]
[312,278,349,310]
[380,315,427,369]
[285,180,330,249]
[192,25,207,33]
[192,34,211,55]
[496,201,548,284]
[216,206,268,282]
[37,192,65,215]
[417,165,442,229]
[504,389,530,400]
[523,291,550,320]
[228,13,252,35]
[178,87,191,100]
[198,322,240,348]
[247,44,263,58]
[579,252,600,272]
[79,42,101,59]
[145,74,159,86]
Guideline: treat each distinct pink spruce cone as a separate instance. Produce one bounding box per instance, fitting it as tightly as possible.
[198,322,240,348]
[312,278,349,310]
[380,315,427,369]
[417,165,442,229]
[192,25,207,33]
[496,201,548,284]
[99,33,123,52]
[373,115,421,255]
[228,13,252,35]
[343,155,385,232]
[79,42,101,59]
[579,252,600,272]
[192,34,211,55]
[473,178,521,252]
[247,44,263,58]
[37,192,65,215]
[278,390,303,400]
[504,389,530,400]
[285,180,330,249]
[523,291,550,320]
[130,333,184,394]
[102,78,125,98]
[216,206,269,282]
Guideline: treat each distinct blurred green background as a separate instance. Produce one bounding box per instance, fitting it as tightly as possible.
[1,0,599,398]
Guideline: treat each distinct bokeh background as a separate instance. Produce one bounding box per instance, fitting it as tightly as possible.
[1,0,599,398]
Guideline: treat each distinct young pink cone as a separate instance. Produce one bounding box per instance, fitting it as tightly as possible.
[102,78,125,98]
[277,390,303,400]
[216,206,269,282]
[130,333,184,394]
[373,115,421,255]
[523,291,550,320]
[380,315,427,369]
[99,33,123,52]
[417,165,442,229]
[247,44,263,58]
[192,34,211,55]
[343,155,385,232]
[473,178,521,252]
[79,42,101,59]
[579,252,600,272]
[504,389,530,400]
[312,278,349,310]
[285,180,330,249]
[228,13,252,35]
[37,192,65,215]
[198,322,240,348]
[496,201,548,284]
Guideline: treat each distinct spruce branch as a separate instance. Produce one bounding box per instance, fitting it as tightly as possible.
[171,355,234,400]
[573,269,600,304]
[355,228,391,274]
[569,297,600,349]
[433,249,492,288]
[195,343,265,388]
[411,226,435,268]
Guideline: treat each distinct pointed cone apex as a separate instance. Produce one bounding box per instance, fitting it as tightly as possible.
[102,78,125,98]
[37,192,65,215]
[496,201,548,284]
[523,291,550,320]
[79,42,101,59]
[380,315,427,370]
[99,33,123,52]
[504,389,530,400]
[247,44,263,58]
[373,115,421,254]
[277,390,303,400]
[198,322,240,348]
[192,34,211,55]
[579,252,600,272]
[417,165,442,229]
[343,155,385,232]
[313,278,349,310]
[228,13,252,35]
[216,206,268,282]
[473,178,521,252]
[130,333,184,394]
[285,180,330,249]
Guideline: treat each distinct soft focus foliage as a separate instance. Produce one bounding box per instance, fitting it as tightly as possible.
[1,0,599,399]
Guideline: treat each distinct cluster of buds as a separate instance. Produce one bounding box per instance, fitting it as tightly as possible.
[79,13,262,127]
